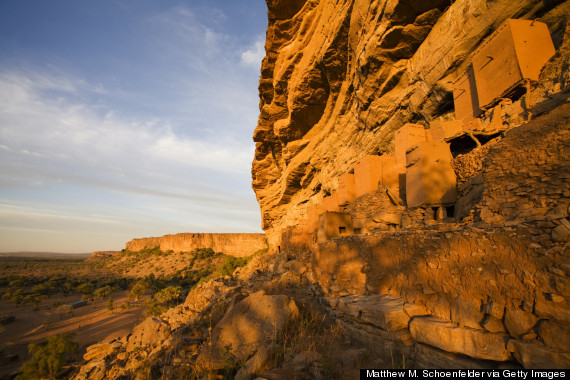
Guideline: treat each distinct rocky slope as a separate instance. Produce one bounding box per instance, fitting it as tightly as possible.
[252,0,570,244]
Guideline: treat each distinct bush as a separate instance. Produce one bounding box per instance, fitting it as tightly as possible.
[129,281,147,302]
[154,286,181,307]
[218,256,251,277]
[75,282,94,298]
[17,333,78,380]
[94,285,115,300]
[143,299,166,317]
[193,248,217,260]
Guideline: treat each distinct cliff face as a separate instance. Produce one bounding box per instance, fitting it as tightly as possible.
[252,0,566,242]
[125,233,266,258]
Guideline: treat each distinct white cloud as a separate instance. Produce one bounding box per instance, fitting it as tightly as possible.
[0,69,252,179]
[241,38,266,68]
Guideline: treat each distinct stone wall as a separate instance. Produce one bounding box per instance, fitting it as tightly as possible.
[315,223,569,368]
[125,233,267,258]
[290,101,570,368]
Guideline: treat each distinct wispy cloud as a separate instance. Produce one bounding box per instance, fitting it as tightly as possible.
[241,38,266,68]
[0,69,252,177]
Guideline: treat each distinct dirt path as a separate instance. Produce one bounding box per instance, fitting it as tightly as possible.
[0,291,147,379]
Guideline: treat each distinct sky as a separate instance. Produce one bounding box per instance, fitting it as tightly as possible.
[0,0,268,253]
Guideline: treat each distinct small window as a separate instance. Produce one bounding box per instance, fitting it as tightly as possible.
[446,205,456,218]
[339,227,346,235]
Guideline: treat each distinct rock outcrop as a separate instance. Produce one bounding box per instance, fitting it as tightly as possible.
[125,233,266,257]
[196,290,299,371]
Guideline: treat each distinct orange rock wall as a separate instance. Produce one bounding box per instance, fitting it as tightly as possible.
[252,0,548,243]
[125,233,266,258]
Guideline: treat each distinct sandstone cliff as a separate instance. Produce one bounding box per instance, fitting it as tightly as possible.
[252,0,569,243]
[125,233,266,258]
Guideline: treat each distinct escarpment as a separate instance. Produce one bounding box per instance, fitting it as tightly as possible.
[252,0,569,244]
[125,233,266,258]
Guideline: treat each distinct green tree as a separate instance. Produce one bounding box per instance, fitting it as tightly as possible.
[142,299,166,316]
[154,286,181,307]
[218,256,250,277]
[107,297,114,313]
[56,305,73,320]
[24,293,47,310]
[17,333,78,380]
[94,285,114,300]
[75,282,94,300]
[129,281,147,302]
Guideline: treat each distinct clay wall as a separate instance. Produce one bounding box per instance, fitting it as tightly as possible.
[306,203,323,233]
[354,155,382,198]
[429,120,464,143]
[378,154,405,200]
[125,233,267,258]
[317,212,354,242]
[394,123,430,167]
[322,192,340,212]
[453,67,481,121]
[337,173,356,206]
[406,141,458,208]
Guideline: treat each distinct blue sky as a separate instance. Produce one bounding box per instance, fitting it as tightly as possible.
[0,0,268,253]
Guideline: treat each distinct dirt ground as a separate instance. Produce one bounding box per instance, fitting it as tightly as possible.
[0,291,147,379]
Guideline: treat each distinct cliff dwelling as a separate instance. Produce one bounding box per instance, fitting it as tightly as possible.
[250,0,570,370]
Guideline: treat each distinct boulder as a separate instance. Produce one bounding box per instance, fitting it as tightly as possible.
[504,307,538,338]
[508,340,570,369]
[184,279,237,312]
[235,345,277,380]
[409,316,511,361]
[482,300,505,320]
[552,225,570,242]
[83,341,122,361]
[403,302,430,318]
[339,320,413,368]
[278,270,303,286]
[450,297,484,329]
[336,294,410,331]
[536,320,570,352]
[288,351,322,371]
[535,293,570,324]
[481,316,506,334]
[414,343,501,369]
[283,260,307,275]
[197,290,299,368]
[126,317,171,352]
